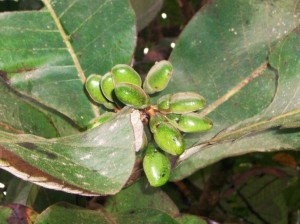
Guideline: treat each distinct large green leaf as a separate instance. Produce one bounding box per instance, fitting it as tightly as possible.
[35,202,179,224]
[0,0,136,127]
[167,0,300,179]
[112,209,179,224]
[34,202,108,224]
[0,79,78,138]
[0,108,143,195]
[205,26,300,143]
[104,178,179,215]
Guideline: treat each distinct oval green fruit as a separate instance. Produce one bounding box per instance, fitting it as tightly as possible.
[149,114,166,133]
[169,92,206,114]
[177,113,213,133]
[143,60,173,94]
[85,74,107,103]
[157,94,171,111]
[143,144,171,187]
[114,83,150,109]
[100,72,115,102]
[154,122,185,155]
[111,64,142,86]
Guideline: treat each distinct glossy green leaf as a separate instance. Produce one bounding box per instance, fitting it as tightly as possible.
[0,0,136,127]
[0,108,143,196]
[166,0,300,179]
[35,202,108,224]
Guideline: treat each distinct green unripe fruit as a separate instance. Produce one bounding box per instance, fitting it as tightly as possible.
[85,74,115,109]
[143,144,171,187]
[157,94,171,111]
[157,92,205,114]
[149,114,166,133]
[100,72,115,102]
[177,113,213,133]
[166,113,181,122]
[86,112,115,129]
[153,122,185,155]
[85,74,105,103]
[111,64,142,86]
[169,92,206,113]
[114,83,150,109]
[143,60,173,94]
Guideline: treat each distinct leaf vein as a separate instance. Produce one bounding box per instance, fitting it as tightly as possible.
[68,0,110,36]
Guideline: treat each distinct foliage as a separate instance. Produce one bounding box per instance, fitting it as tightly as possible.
[0,0,299,223]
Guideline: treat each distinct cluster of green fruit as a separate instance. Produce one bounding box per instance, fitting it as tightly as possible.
[85,61,213,187]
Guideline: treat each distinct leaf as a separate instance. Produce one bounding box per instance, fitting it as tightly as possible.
[4,178,39,206]
[175,214,208,224]
[172,128,300,180]
[33,187,79,213]
[220,170,290,223]
[0,108,142,196]
[166,0,300,179]
[104,178,179,216]
[0,79,78,138]
[130,0,164,31]
[173,26,300,179]
[35,202,179,224]
[207,25,300,143]
[34,202,108,224]
[0,0,136,127]
[113,209,179,224]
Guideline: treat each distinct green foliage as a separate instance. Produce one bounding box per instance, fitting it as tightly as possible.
[0,0,299,223]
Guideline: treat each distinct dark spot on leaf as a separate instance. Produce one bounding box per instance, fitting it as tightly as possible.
[0,70,10,84]
[16,67,36,74]
[17,142,37,150]
[17,142,57,159]
[70,33,80,41]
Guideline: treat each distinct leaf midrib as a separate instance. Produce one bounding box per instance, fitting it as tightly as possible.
[42,0,100,117]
